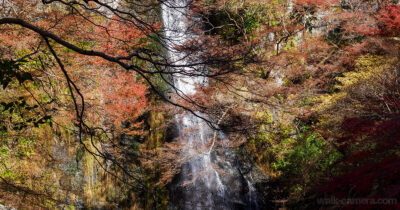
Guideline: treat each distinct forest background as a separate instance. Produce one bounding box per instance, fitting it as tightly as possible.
[0,0,399,209]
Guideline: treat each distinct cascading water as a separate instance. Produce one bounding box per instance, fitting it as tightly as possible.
[162,0,260,209]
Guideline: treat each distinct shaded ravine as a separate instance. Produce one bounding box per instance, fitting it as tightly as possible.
[161,0,260,209]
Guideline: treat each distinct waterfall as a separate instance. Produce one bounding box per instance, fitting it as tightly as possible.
[162,0,259,209]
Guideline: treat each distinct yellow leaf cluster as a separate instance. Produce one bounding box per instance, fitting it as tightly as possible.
[313,54,398,129]
[338,55,397,91]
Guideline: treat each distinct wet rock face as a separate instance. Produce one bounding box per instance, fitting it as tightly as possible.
[234,148,276,210]
[168,146,272,210]
[165,122,179,143]
[168,166,240,209]
[216,148,274,210]
[168,150,232,210]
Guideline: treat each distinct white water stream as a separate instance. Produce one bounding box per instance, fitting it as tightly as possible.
[162,0,259,209]
[161,0,227,209]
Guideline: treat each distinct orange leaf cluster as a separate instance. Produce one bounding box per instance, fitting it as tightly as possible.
[101,70,149,128]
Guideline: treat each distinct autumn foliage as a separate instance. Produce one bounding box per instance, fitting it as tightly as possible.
[378,4,400,36]
[0,0,157,208]
[190,0,400,208]
[1,0,400,208]
[102,70,149,128]
[316,116,400,208]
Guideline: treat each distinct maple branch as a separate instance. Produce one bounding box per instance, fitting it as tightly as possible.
[44,37,85,124]
[0,17,244,77]
[0,18,134,65]
[0,17,222,127]
[208,105,235,154]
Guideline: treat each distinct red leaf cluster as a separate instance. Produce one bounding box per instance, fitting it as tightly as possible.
[378,4,400,36]
[101,70,149,128]
[316,115,400,206]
